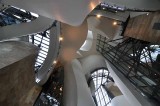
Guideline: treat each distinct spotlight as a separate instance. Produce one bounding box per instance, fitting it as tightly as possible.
[96,14,101,18]
[53,60,57,64]
[113,21,117,26]
[59,37,63,41]
[60,87,62,91]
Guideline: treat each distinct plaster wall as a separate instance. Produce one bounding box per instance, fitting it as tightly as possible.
[106,60,153,106]
[63,63,77,106]
[63,59,96,106]
[0,41,40,106]
[79,54,107,76]
[110,95,131,106]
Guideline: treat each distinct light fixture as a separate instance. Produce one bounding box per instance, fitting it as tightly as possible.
[53,60,57,64]
[36,78,40,83]
[60,87,62,91]
[96,14,101,18]
[113,21,118,26]
[128,66,131,69]
[147,13,149,15]
[102,7,105,10]
[59,37,63,41]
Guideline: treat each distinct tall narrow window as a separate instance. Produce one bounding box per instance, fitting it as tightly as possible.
[91,68,114,106]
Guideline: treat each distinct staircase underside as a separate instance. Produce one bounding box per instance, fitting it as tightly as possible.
[124,12,160,43]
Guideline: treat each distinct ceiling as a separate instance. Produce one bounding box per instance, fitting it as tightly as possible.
[1,0,160,26]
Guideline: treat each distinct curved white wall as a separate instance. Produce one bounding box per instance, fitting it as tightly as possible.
[111,95,131,106]
[71,59,95,106]
[0,16,53,40]
[80,30,93,51]
[63,62,77,106]
[79,54,107,76]
[63,59,96,106]
[38,23,60,85]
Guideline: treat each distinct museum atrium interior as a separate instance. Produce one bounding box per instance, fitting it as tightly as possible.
[0,0,160,106]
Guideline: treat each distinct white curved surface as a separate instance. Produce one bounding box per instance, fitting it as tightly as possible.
[111,95,131,106]
[63,63,77,106]
[0,15,59,85]
[71,59,96,106]
[78,16,120,58]
[80,30,93,51]
[0,16,53,40]
[2,0,160,26]
[63,59,98,106]
[37,22,60,85]
[79,54,107,77]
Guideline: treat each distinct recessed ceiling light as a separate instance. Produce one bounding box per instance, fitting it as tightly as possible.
[113,21,118,25]
[53,60,57,64]
[96,14,101,18]
[59,37,63,41]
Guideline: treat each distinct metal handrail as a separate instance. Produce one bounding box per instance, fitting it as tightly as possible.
[96,35,160,102]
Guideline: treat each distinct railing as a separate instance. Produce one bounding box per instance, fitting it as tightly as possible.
[93,2,156,18]
[29,30,51,72]
[97,3,155,13]
[96,35,160,102]
[28,21,61,83]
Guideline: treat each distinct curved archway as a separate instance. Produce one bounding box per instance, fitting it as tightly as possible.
[89,68,114,106]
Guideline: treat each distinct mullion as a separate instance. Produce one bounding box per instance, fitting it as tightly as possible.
[100,86,107,105]
[96,71,98,90]
[104,52,157,97]
[101,69,104,85]
[97,88,102,106]
[91,69,112,106]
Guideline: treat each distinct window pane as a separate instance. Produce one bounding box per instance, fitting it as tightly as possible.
[91,68,112,106]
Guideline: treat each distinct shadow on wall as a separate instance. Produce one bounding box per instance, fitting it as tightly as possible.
[59,19,88,62]
[78,54,107,78]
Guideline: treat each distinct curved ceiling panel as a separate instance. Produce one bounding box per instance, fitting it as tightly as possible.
[0,16,53,40]
[80,30,93,51]
[1,0,101,26]
[1,0,160,26]
[59,20,88,62]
